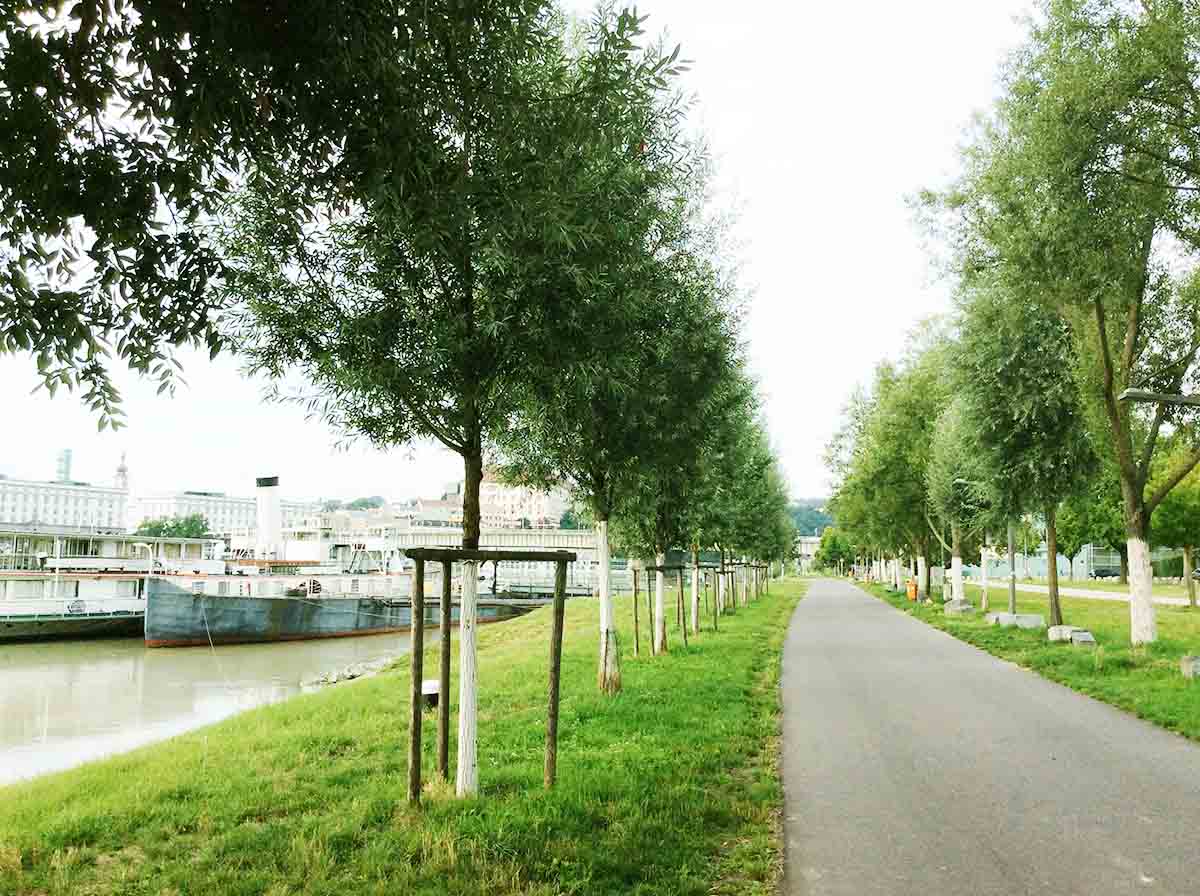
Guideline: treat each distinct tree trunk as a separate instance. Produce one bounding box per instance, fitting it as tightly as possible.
[455,561,479,795]
[917,555,928,599]
[632,567,640,657]
[950,523,964,603]
[1045,504,1062,628]
[596,518,620,694]
[438,560,452,781]
[1185,545,1196,609]
[1128,535,1156,645]
[1007,520,1017,615]
[461,447,483,550]
[1118,546,1129,586]
[654,552,667,654]
[980,545,989,613]
[691,547,701,634]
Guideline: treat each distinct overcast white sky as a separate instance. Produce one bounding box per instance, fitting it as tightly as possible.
[0,0,1032,503]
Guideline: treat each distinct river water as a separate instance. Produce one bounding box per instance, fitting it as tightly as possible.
[0,633,414,786]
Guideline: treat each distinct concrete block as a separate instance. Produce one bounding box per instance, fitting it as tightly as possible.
[1070,630,1097,647]
[944,600,975,616]
[986,613,1046,629]
[421,678,440,709]
[1181,656,1200,680]
[1048,625,1083,643]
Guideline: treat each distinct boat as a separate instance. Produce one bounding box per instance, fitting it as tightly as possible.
[143,572,542,647]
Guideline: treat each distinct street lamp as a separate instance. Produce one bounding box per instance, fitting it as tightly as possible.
[1118,388,1200,407]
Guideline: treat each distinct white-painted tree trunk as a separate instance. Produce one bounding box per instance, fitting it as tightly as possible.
[654,553,667,653]
[951,554,964,603]
[917,555,928,598]
[717,568,726,614]
[893,557,901,590]
[1128,536,1157,645]
[456,561,479,796]
[596,520,620,693]
[980,548,989,612]
[690,555,700,634]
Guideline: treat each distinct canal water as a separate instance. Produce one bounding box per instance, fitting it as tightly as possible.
[0,633,414,785]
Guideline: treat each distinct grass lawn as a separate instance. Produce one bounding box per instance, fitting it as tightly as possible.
[0,580,806,896]
[864,582,1200,741]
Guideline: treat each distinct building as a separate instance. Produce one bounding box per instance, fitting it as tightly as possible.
[795,535,821,572]
[131,489,317,537]
[478,472,570,529]
[0,452,129,533]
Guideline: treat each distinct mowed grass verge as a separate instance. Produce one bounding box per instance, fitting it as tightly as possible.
[865,581,1200,740]
[0,580,806,896]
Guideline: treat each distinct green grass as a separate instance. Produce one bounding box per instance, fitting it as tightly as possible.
[866,581,1200,740]
[0,580,806,896]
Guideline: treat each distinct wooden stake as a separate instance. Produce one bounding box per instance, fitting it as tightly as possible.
[408,558,425,805]
[438,560,452,781]
[545,560,567,788]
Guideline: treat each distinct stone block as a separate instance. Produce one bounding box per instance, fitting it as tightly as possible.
[421,678,441,709]
[1070,630,1097,647]
[1048,625,1083,643]
[1181,656,1200,680]
[944,600,975,616]
[986,612,1045,629]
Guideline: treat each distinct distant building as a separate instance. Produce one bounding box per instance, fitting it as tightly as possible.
[131,489,317,537]
[796,535,821,572]
[479,471,570,529]
[0,453,129,532]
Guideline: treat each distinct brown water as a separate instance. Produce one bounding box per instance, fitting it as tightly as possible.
[0,633,414,785]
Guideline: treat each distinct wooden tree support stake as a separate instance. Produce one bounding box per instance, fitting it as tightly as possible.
[633,568,640,657]
[408,558,426,805]
[545,560,568,788]
[438,559,452,781]
[677,569,688,648]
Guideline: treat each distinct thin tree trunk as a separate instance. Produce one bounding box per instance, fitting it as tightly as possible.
[1185,545,1196,608]
[1128,535,1156,645]
[1046,504,1063,627]
[596,518,620,694]
[632,567,640,657]
[950,523,964,604]
[544,560,566,788]
[1119,547,1129,586]
[980,545,989,613]
[461,448,483,550]
[691,547,701,634]
[455,563,479,796]
[677,569,688,648]
[654,552,667,653]
[917,555,928,599]
[1007,521,1017,615]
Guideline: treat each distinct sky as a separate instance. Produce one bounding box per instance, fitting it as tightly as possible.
[0,0,1033,504]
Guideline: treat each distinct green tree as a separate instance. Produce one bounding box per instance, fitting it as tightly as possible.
[788,501,832,536]
[813,527,854,571]
[1151,455,1200,608]
[954,283,1095,625]
[135,513,211,539]
[346,497,386,511]
[0,1,556,426]
[934,0,1200,643]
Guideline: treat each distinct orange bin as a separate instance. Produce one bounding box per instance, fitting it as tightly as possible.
[906,580,918,601]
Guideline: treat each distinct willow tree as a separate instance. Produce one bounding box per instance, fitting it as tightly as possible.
[955,282,1095,626]
[225,7,679,793]
[0,0,551,425]
[936,0,1200,643]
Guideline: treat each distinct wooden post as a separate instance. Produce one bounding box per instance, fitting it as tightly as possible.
[408,558,425,805]
[545,559,568,788]
[711,571,718,631]
[438,560,452,781]
[632,567,640,657]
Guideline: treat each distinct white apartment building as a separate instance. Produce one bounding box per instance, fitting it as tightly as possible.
[479,472,570,529]
[131,490,317,536]
[0,476,129,533]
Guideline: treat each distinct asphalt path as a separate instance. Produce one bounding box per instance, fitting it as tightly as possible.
[780,578,1200,895]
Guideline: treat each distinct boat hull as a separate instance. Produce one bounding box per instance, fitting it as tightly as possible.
[0,614,143,642]
[144,581,526,647]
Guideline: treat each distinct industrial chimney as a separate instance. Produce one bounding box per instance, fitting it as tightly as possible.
[255,476,282,560]
[56,449,73,483]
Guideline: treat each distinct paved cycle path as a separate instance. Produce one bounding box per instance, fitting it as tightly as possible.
[780,578,1200,895]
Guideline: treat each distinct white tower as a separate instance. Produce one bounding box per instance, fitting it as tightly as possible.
[115,452,129,491]
[256,476,283,560]
[56,449,73,483]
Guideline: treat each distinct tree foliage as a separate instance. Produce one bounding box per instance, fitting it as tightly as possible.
[135,513,211,539]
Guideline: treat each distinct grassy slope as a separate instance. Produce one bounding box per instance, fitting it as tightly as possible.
[866,582,1200,741]
[0,581,806,896]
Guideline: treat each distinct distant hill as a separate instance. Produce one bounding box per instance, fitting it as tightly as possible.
[789,499,832,536]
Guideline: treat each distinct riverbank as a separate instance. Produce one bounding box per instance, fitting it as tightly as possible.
[0,579,806,895]
[864,581,1200,741]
